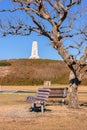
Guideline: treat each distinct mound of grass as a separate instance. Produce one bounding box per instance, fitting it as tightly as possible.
[0,59,87,85]
[0,61,11,66]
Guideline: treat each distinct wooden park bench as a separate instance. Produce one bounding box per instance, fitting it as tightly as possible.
[48,87,68,104]
[26,88,50,113]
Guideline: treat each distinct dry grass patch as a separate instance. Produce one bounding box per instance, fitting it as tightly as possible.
[0,104,87,130]
[0,85,87,130]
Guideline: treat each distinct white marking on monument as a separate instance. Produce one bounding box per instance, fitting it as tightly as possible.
[29,41,40,59]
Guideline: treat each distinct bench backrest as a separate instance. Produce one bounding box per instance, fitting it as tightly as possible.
[48,87,68,98]
[35,88,51,101]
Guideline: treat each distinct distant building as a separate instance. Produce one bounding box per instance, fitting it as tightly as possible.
[29,41,40,59]
[44,81,51,86]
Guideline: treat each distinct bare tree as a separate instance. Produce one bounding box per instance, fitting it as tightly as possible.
[0,0,87,108]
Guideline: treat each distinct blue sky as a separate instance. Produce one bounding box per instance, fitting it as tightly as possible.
[0,0,86,60]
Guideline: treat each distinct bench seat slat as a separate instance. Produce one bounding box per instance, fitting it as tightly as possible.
[36,92,50,96]
[49,88,67,90]
[50,93,63,95]
[36,95,48,99]
[49,95,67,98]
[38,88,51,92]
[49,94,64,96]
[27,97,48,103]
[35,97,48,101]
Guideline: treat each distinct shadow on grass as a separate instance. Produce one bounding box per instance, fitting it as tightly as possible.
[80,102,87,107]
[28,100,69,113]
[47,100,68,106]
[29,107,52,113]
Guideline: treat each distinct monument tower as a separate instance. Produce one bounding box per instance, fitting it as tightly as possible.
[29,41,40,59]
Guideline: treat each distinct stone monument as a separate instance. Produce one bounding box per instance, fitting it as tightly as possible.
[29,41,40,59]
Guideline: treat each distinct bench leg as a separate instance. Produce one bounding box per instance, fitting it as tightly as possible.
[41,103,45,113]
[61,99,65,105]
[31,103,36,112]
[30,103,45,113]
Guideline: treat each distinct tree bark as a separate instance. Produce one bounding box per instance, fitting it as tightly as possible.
[68,70,81,108]
[68,82,79,108]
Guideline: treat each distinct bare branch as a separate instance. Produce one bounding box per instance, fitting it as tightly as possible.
[27,12,53,40]
[0,8,23,12]
[80,47,87,66]
[67,0,81,9]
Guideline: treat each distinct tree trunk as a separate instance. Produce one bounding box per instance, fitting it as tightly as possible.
[68,71,81,108]
[68,83,79,108]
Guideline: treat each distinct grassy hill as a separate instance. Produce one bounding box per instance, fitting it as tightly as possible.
[0,59,86,85]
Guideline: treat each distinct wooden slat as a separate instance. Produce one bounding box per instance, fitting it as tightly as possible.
[49,88,68,90]
[35,97,48,101]
[36,91,50,96]
[49,95,67,98]
[49,94,64,97]
[38,88,50,92]
[36,94,49,98]
[50,92,63,94]
[49,94,63,96]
